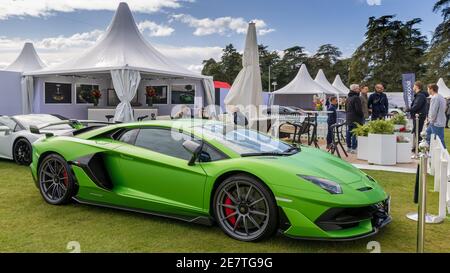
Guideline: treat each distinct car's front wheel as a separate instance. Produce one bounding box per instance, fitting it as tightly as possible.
[38,154,76,205]
[213,174,278,242]
[13,138,32,165]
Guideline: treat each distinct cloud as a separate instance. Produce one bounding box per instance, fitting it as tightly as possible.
[0,32,223,72]
[0,0,190,20]
[170,14,275,36]
[37,30,104,50]
[366,0,382,6]
[137,20,175,37]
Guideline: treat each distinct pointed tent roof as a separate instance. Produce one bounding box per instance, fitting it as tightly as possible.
[27,2,204,79]
[332,74,350,95]
[273,64,330,95]
[437,78,450,98]
[314,69,342,96]
[5,42,45,72]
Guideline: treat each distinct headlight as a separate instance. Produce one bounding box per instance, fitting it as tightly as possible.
[297,175,343,194]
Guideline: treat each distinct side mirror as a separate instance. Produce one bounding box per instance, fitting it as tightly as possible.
[0,126,11,135]
[182,139,203,166]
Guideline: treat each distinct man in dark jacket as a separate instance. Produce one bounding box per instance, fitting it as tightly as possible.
[346,84,364,153]
[326,96,338,148]
[368,84,389,120]
[409,81,428,147]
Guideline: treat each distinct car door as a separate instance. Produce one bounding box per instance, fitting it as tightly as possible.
[112,127,208,215]
[0,117,19,159]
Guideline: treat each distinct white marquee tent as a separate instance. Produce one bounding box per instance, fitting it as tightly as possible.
[271,64,331,109]
[437,78,450,98]
[24,2,214,121]
[224,22,263,114]
[332,75,350,96]
[5,42,45,72]
[3,42,46,114]
[314,69,343,96]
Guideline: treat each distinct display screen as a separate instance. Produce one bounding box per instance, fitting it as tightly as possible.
[76,84,100,104]
[44,82,72,104]
[171,84,195,104]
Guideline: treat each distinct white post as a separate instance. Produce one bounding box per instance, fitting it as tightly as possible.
[434,146,441,192]
[439,159,448,219]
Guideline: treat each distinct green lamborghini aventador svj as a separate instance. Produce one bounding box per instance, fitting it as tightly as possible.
[30,119,391,242]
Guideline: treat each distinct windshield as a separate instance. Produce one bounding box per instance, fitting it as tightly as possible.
[14,115,72,130]
[197,124,296,156]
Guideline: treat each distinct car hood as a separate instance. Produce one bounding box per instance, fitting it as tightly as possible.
[256,147,365,186]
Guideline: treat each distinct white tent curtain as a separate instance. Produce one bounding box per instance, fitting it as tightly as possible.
[20,75,34,114]
[111,69,141,122]
[201,78,217,118]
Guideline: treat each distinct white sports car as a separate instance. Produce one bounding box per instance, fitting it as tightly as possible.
[0,114,75,165]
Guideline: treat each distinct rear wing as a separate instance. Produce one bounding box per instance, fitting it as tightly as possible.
[29,120,116,137]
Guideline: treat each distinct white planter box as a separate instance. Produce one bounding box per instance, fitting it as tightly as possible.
[397,142,412,163]
[368,134,397,165]
[357,136,369,160]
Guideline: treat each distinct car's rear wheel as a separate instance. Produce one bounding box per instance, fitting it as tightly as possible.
[213,174,278,242]
[13,138,32,165]
[38,154,75,205]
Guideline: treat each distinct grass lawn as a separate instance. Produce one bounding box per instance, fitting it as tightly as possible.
[2,131,450,253]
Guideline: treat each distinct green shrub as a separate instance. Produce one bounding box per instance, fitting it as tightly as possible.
[390,113,407,125]
[368,119,395,135]
[351,123,370,137]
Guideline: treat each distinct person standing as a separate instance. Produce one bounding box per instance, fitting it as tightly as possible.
[368,84,389,120]
[360,85,369,122]
[346,84,364,153]
[446,98,450,128]
[409,81,428,148]
[426,84,446,148]
[326,96,338,149]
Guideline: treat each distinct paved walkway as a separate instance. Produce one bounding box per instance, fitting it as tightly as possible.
[352,163,417,174]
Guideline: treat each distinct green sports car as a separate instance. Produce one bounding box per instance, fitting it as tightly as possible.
[30,119,391,242]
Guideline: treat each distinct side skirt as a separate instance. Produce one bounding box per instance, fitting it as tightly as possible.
[72,197,214,226]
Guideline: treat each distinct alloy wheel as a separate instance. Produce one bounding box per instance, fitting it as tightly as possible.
[39,158,69,203]
[215,181,270,241]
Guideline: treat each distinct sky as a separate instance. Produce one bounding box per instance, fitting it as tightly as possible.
[0,0,444,72]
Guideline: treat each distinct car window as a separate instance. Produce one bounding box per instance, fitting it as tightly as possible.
[134,128,194,161]
[0,117,17,130]
[132,128,227,162]
[118,129,139,144]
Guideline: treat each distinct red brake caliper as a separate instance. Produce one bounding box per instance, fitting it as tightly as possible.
[62,170,69,187]
[225,197,236,225]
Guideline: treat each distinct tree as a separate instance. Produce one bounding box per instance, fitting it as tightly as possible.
[307,44,343,80]
[258,44,281,91]
[423,0,449,83]
[274,46,308,89]
[348,15,428,91]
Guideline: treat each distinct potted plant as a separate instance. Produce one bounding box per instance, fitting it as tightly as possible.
[91,89,101,107]
[367,119,396,165]
[391,113,407,131]
[146,86,157,107]
[396,135,412,163]
[352,123,370,160]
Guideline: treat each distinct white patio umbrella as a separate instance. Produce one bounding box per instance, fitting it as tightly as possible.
[224,22,263,115]
[437,78,450,98]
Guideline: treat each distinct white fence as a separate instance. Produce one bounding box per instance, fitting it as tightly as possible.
[428,134,450,218]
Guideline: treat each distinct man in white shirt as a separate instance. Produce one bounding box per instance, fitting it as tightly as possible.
[426,83,447,148]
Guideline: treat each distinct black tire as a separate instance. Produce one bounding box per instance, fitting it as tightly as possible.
[38,154,76,205]
[13,138,32,165]
[213,174,278,242]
